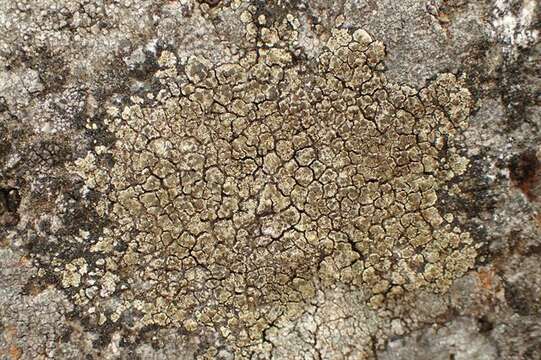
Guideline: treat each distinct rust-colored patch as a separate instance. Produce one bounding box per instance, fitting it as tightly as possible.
[0,325,22,360]
[509,149,541,201]
[8,345,22,360]
[16,256,30,267]
[477,269,494,290]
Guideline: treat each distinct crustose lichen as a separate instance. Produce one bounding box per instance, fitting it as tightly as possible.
[66,11,477,354]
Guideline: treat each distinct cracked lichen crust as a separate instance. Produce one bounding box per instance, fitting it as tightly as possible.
[64,12,476,356]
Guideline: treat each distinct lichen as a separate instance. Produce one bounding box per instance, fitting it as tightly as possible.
[63,7,477,357]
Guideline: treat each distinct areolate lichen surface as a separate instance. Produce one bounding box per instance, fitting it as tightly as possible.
[65,9,477,357]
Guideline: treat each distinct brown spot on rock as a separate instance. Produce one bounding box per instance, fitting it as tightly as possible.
[9,345,22,360]
[0,187,20,226]
[509,149,541,201]
[205,0,221,6]
[477,269,494,290]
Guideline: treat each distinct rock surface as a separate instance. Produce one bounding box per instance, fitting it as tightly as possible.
[0,0,539,359]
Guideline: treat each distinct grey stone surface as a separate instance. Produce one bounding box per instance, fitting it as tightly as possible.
[0,0,539,359]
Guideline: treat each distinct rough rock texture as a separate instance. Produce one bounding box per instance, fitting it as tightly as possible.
[0,0,539,359]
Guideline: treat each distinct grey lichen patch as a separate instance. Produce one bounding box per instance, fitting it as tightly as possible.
[64,9,477,356]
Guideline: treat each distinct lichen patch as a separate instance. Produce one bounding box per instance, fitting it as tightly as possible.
[61,10,477,355]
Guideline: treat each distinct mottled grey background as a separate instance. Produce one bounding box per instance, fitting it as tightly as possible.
[0,0,539,359]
